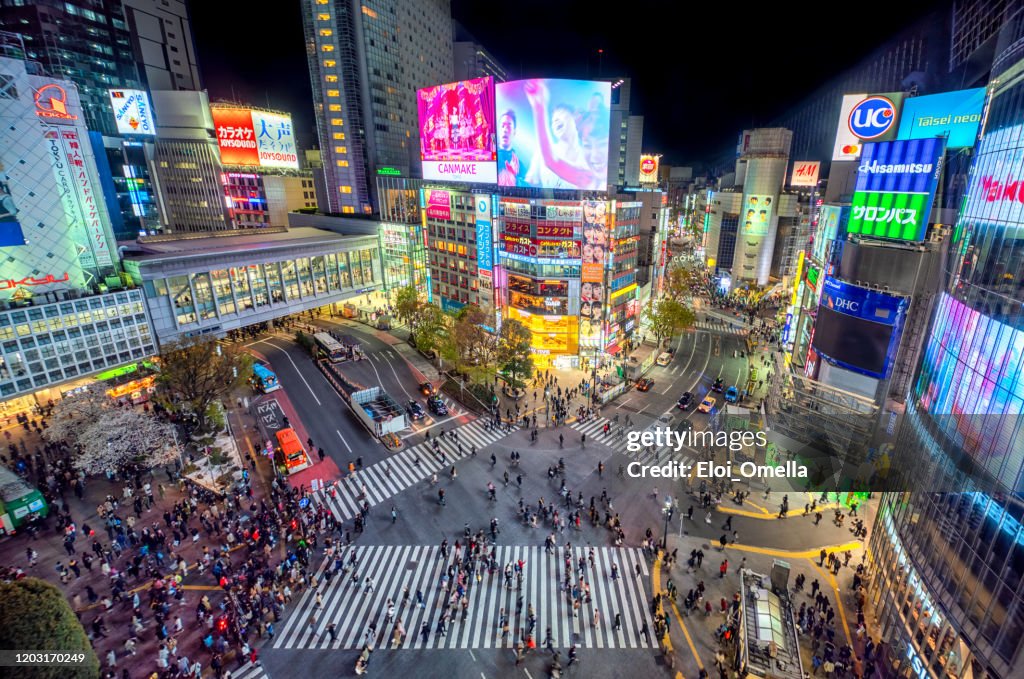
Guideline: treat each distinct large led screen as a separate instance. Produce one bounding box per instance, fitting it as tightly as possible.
[915,293,1024,484]
[495,79,611,190]
[811,306,894,376]
[418,77,497,183]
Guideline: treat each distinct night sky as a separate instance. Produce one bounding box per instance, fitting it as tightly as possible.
[188,1,938,166]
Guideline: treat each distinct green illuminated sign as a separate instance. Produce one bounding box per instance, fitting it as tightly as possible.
[95,363,138,381]
[377,167,402,176]
[805,264,820,291]
[847,191,930,241]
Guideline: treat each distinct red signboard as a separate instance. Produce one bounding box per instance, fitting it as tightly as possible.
[212,108,259,166]
[536,224,574,238]
[504,221,531,236]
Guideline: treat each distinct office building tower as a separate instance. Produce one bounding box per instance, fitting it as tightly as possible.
[453,40,507,83]
[301,0,454,215]
[606,78,643,188]
[0,0,200,137]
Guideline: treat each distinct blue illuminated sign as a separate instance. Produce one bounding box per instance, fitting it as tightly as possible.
[897,88,985,149]
[820,277,906,325]
[476,195,493,273]
[849,96,897,139]
[854,139,945,195]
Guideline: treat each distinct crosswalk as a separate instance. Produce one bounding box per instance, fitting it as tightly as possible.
[692,320,747,335]
[272,545,657,650]
[569,416,699,466]
[312,419,518,521]
[228,663,270,679]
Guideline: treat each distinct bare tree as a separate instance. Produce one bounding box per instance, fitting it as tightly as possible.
[44,385,109,445]
[156,335,249,432]
[72,409,177,475]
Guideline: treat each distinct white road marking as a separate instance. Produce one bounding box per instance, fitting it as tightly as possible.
[336,429,352,453]
[257,340,321,406]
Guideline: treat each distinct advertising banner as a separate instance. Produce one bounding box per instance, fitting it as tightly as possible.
[52,129,112,267]
[847,138,945,241]
[418,77,496,183]
[495,79,611,190]
[0,162,26,247]
[639,154,659,183]
[820,276,905,324]
[536,224,574,238]
[581,200,607,282]
[212,107,259,166]
[832,93,904,161]
[425,189,451,220]
[504,221,531,236]
[108,89,154,135]
[959,123,1024,225]
[897,88,985,149]
[579,278,604,340]
[790,160,820,187]
[475,194,493,272]
[741,194,774,237]
[814,205,844,262]
[251,111,299,169]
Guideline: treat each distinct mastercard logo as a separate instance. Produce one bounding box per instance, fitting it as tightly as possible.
[842,144,860,155]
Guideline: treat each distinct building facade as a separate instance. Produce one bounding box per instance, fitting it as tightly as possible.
[868,15,1024,679]
[607,78,643,188]
[453,40,507,83]
[301,0,454,214]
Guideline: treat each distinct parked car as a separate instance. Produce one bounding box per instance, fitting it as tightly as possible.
[636,378,655,392]
[698,396,716,413]
[712,378,724,392]
[724,386,740,403]
[677,392,694,410]
[419,382,436,397]
[427,396,448,416]
[406,401,425,421]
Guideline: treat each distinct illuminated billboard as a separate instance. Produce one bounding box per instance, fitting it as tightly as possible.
[424,189,451,220]
[813,205,845,263]
[418,77,497,183]
[832,93,904,161]
[813,277,907,378]
[495,79,611,190]
[790,160,820,187]
[108,89,154,135]
[582,200,607,282]
[958,123,1024,226]
[211,107,298,169]
[475,195,493,272]
[741,194,774,237]
[897,87,985,149]
[639,155,659,184]
[846,138,945,241]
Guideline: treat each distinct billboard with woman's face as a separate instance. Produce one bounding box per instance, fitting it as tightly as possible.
[495,79,610,190]
[581,200,607,283]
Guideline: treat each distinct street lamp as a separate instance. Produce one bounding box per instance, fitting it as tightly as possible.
[662,497,675,551]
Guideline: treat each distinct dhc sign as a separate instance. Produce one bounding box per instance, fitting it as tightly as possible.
[849,96,898,139]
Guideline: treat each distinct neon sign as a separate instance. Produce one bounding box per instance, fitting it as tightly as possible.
[0,273,70,290]
[35,84,78,121]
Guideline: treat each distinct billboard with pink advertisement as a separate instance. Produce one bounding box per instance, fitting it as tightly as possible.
[425,189,451,220]
[417,77,497,183]
[495,79,610,190]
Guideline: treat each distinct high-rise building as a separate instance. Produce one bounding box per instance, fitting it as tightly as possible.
[606,78,643,188]
[0,55,154,406]
[147,90,230,234]
[0,0,200,137]
[453,40,507,83]
[301,0,455,215]
[870,12,1024,678]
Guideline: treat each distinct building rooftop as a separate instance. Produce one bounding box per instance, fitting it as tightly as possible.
[124,227,376,264]
[739,569,805,679]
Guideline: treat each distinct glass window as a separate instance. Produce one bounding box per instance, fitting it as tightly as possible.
[326,254,340,290]
[311,256,328,294]
[296,257,313,298]
[337,252,352,288]
[250,265,268,308]
[281,260,299,300]
[231,267,253,311]
[190,273,216,321]
[265,262,284,304]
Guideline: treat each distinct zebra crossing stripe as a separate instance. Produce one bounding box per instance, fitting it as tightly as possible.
[311,420,518,522]
[228,662,269,679]
[273,545,656,650]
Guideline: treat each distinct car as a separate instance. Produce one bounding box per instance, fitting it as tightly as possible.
[427,396,448,416]
[712,378,724,392]
[724,386,740,403]
[656,352,673,366]
[419,382,436,397]
[698,396,716,413]
[636,378,655,392]
[677,392,694,410]
[406,401,425,421]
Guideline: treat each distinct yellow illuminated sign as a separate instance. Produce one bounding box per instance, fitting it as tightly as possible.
[791,251,805,306]
[610,283,638,301]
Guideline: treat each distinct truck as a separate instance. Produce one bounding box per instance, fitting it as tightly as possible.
[350,386,407,437]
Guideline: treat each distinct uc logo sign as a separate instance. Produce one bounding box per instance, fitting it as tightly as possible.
[848,96,896,140]
[478,199,488,214]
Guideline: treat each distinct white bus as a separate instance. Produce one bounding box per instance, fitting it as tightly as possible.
[314,332,346,363]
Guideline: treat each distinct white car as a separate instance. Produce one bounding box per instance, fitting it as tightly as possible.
[656,352,673,366]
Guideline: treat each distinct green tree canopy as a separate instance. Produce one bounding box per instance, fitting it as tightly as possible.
[497,318,533,391]
[0,578,100,679]
[156,335,250,432]
[646,297,696,346]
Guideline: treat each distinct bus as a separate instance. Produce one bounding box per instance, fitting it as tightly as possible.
[0,466,48,535]
[276,427,312,474]
[314,332,346,363]
[252,363,281,393]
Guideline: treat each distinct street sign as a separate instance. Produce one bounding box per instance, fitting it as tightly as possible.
[298,497,310,509]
